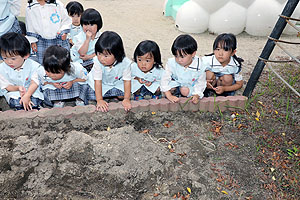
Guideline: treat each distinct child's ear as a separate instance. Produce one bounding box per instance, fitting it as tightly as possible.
[24,54,30,60]
[192,51,197,57]
[231,49,237,56]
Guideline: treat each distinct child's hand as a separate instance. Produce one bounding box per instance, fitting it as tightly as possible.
[86,31,92,40]
[31,43,37,52]
[61,81,73,90]
[61,33,68,40]
[52,82,63,89]
[145,81,152,87]
[206,80,214,89]
[122,99,131,111]
[79,54,91,61]
[96,100,109,112]
[191,95,200,104]
[167,95,179,103]
[19,94,34,111]
[214,86,225,94]
[18,86,26,97]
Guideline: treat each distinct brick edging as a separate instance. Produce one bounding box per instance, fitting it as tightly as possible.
[0,96,248,120]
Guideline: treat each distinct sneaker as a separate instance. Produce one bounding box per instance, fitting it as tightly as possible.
[53,101,65,108]
[151,94,162,99]
[134,94,144,101]
[75,99,85,106]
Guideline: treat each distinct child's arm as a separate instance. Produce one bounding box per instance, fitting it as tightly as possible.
[78,32,92,56]
[214,80,243,94]
[95,80,109,112]
[161,63,179,103]
[192,72,207,104]
[19,80,39,111]
[9,0,21,16]
[122,80,131,111]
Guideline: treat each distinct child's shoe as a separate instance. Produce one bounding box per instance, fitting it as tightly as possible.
[134,94,144,101]
[53,101,65,108]
[75,99,85,106]
[151,94,162,99]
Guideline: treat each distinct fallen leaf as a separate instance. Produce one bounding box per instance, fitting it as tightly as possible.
[187,187,191,194]
[270,168,275,172]
[152,112,156,115]
[256,111,260,118]
[272,176,276,181]
[221,190,228,195]
[163,121,174,128]
[107,127,111,131]
[141,129,149,134]
[255,117,259,121]
[274,110,278,115]
[153,193,159,197]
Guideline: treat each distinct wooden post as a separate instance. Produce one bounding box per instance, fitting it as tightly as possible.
[243,0,299,98]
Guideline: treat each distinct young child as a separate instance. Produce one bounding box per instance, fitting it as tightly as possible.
[25,0,72,64]
[0,32,43,110]
[203,33,243,96]
[161,34,206,104]
[87,31,132,112]
[131,40,164,100]
[66,1,84,47]
[0,0,22,37]
[71,8,103,72]
[20,45,88,109]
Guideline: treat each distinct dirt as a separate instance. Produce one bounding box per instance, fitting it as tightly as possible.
[0,109,271,200]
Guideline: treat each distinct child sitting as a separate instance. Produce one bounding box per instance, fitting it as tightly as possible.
[131,40,164,100]
[0,32,43,110]
[71,8,103,72]
[87,31,132,112]
[20,45,88,109]
[26,0,72,64]
[161,34,206,104]
[66,1,84,47]
[203,33,243,96]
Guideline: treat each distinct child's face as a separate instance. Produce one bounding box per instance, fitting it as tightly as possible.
[175,51,196,68]
[82,24,98,36]
[1,52,29,70]
[45,70,65,80]
[213,46,236,67]
[137,53,154,73]
[97,51,116,67]
[71,14,81,26]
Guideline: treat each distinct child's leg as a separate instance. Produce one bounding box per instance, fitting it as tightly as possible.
[179,87,190,97]
[206,70,217,88]
[8,98,23,110]
[217,74,234,87]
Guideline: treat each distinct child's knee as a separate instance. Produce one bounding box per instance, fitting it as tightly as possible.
[219,74,234,86]
[180,87,190,97]
[206,71,215,80]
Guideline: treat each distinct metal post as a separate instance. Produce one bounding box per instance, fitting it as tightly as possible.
[243,0,299,98]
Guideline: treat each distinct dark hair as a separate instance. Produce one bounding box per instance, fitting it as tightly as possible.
[66,1,84,16]
[28,0,56,3]
[43,45,71,74]
[133,40,162,69]
[18,21,26,35]
[80,8,103,32]
[95,31,125,65]
[0,32,30,57]
[212,33,244,65]
[171,34,197,57]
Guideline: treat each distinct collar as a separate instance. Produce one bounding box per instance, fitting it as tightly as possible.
[186,56,200,71]
[211,55,238,67]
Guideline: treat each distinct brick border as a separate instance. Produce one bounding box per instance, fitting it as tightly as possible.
[0,96,248,120]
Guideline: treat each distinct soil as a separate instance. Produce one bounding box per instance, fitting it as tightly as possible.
[0,110,268,200]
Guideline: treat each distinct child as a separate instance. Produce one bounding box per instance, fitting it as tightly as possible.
[0,32,43,110]
[66,1,84,47]
[0,0,22,36]
[25,0,72,64]
[87,31,132,112]
[71,8,103,72]
[161,34,206,104]
[203,33,243,96]
[131,40,164,100]
[20,45,88,109]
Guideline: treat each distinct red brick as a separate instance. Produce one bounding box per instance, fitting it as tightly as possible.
[215,96,228,112]
[109,102,124,114]
[199,97,209,112]
[189,100,199,112]
[179,97,190,111]
[149,99,160,112]
[206,97,216,112]
[158,98,170,112]
[138,100,150,112]
[227,96,238,111]
[130,101,140,113]
[236,95,247,109]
